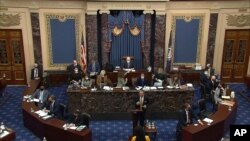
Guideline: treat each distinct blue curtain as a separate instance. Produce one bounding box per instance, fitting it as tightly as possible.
[108,11,144,69]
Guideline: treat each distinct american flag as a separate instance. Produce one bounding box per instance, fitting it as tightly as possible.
[81,34,87,72]
[166,31,172,72]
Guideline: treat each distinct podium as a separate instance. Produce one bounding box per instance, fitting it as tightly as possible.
[129,109,143,131]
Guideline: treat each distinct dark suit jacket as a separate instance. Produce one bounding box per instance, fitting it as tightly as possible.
[87,63,100,74]
[68,114,84,126]
[47,101,60,118]
[122,61,135,69]
[136,78,150,87]
[133,95,149,111]
[67,64,83,74]
[31,67,43,79]
[176,109,198,132]
[206,80,218,94]
[32,89,50,109]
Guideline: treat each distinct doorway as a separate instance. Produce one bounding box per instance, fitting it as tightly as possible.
[221,29,250,83]
[0,29,26,85]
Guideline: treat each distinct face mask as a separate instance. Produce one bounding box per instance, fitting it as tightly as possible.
[40,88,44,91]
[127,61,130,63]
[141,76,144,79]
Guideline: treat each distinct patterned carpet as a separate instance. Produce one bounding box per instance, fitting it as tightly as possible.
[0,84,249,141]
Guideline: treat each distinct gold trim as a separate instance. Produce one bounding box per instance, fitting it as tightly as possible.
[172,14,204,66]
[45,13,80,68]
[0,13,20,27]
[227,14,250,27]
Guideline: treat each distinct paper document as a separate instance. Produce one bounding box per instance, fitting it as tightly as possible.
[0,130,10,138]
[33,98,39,102]
[186,83,193,87]
[35,110,48,117]
[150,87,157,90]
[221,96,230,100]
[203,118,213,123]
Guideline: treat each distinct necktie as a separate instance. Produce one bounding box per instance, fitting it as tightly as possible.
[127,63,130,68]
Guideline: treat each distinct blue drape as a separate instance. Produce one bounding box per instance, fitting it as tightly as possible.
[108,11,144,69]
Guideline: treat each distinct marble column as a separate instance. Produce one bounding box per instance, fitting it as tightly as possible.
[142,12,152,68]
[100,11,111,67]
[86,14,98,62]
[206,13,218,66]
[154,14,166,71]
[30,13,42,66]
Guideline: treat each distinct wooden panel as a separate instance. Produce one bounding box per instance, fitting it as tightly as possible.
[0,29,26,85]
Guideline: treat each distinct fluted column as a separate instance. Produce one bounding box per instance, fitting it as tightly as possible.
[86,11,98,62]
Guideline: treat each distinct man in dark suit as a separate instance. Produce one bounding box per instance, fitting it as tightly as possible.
[87,60,100,77]
[45,95,60,118]
[31,63,43,80]
[176,102,203,141]
[67,60,83,82]
[32,85,50,109]
[133,90,149,127]
[122,56,135,70]
[136,73,150,87]
[68,109,84,126]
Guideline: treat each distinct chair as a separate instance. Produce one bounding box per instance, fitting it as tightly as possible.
[59,103,67,120]
[198,98,212,118]
[81,113,91,128]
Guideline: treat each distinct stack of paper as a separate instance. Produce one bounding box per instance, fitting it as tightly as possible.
[221,96,230,100]
[35,110,48,117]
[203,118,213,123]
[186,83,193,87]
[221,100,235,107]
[150,87,157,90]
[0,130,10,138]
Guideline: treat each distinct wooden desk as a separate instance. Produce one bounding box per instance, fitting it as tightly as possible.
[144,124,157,141]
[44,70,68,86]
[67,87,194,119]
[182,101,237,141]
[22,80,92,141]
[107,70,152,86]
[0,128,15,141]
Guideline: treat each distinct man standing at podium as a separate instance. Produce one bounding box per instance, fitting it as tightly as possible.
[134,90,149,127]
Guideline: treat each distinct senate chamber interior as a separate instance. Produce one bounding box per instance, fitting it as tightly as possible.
[0,0,250,141]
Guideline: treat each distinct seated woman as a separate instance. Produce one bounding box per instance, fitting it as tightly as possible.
[96,70,112,88]
[153,67,166,87]
[116,73,128,87]
[68,109,84,126]
[81,74,92,88]
[168,73,181,87]
[131,126,150,141]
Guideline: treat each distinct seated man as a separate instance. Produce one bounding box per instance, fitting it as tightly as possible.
[32,85,50,109]
[96,70,112,88]
[68,109,84,126]
[136,73,150,87]
[67,60,83,82]
[44,95,60,118]
[122,56,135,70]
[176,102,203,141]
[87,59,100,79]
[153,67,166,87]
[31,63,43,80]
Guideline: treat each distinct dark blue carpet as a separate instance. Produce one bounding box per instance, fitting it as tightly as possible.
[0,84,249,141]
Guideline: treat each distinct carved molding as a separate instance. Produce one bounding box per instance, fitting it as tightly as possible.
[0,13,20,27]
[227,14,250,27]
